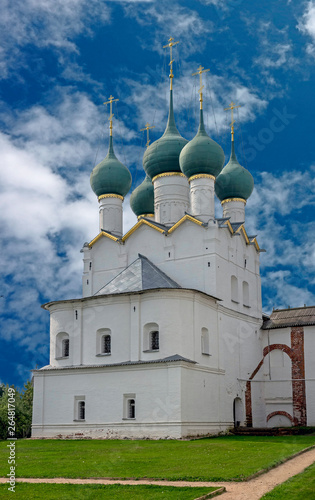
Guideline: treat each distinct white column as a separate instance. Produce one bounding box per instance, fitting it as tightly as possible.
[99,194,123,237]
[222,198,246,223]
[153,173,190,226]
[189,174,215,222]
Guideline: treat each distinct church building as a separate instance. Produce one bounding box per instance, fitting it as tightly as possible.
[32,40,315,439]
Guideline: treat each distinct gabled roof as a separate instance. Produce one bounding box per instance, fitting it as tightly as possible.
[217,218,262,252]
[95,254,181,295]
[262,306,315,329]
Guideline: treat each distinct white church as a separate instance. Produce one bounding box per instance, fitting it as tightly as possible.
[32,43,315,439]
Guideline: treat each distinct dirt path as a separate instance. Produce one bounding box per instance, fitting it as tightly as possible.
[1,447,315,499]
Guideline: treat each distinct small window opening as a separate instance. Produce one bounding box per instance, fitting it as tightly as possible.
[62,339,69,357]
[168,252,171,257]
[208,262,210,267]
[128,399,135,419]
[89,262,92,270]
[87,279,89,285]
[75,310,78,320]
[78,401,85,420]
[244,259,247,268]
[102,335,111,354]
[150,331,159,350]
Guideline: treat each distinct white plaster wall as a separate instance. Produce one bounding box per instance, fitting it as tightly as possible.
[32,363,183,439]
[84,220,262,322]
[48,290,222,369]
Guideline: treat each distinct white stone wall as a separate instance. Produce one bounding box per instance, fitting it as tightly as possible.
[83,221,262,322]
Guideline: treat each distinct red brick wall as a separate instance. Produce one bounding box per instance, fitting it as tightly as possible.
[291,327,307,426]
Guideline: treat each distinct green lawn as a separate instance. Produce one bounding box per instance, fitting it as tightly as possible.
[0,483,218,500]
[261,462,315,500]
[0,435,314,481]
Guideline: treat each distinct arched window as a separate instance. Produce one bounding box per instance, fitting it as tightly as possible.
[56,332,70,359]
[123,394,136,419]
[96,328,111,356]
[243,281,249,307]
[143,323,159,352]
[74,396,85,421]
[128,399,135,419]
[201,328,210,355]
[231,275,238,302]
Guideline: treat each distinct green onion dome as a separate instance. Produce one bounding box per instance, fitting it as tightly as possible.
[143,90,188,179]
[130,174,154,217]
[179,108,225,179]
[90,136,132,198]
[215,142,254,202]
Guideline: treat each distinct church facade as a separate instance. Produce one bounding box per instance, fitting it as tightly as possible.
[32,48,315,439]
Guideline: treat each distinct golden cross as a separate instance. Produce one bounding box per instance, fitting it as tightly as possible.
[224,101,242,141]
[140,123,155,148]
[192,65,210,109]
[104,95,119,136]
[163,37,179,90]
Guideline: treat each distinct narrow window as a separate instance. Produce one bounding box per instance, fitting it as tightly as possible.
[201,328,210,355]
[243,281,249,307]
[128,399,135,419]
[62,339,69,357]
[78,401,85,420]
[231,275,238,302]
[102,334,111,354]
[143,323,159,352]
[150,331,159,350]
[89,262,92,270]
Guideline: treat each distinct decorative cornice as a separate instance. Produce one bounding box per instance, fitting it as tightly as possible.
[168,214,204,234]
[122,219,165,242]
[152,172,186,182]
[88,231,120,247]
[221,197,246,205]
[98,194,124,202]
[189,174,215,182]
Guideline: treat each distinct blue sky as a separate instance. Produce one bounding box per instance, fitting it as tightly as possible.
[0,0,315,387]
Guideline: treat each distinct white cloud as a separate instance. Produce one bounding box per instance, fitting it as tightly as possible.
[0,0,111,79]
[124,2,212,56]
[243,167,315,311]
[122,66,267,143]
[298,1,315,57]
[251,21,296,72]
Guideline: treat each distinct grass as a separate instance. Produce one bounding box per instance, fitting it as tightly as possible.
[0,483,218,500]
[1,435,314,481]
[261,461,315,500]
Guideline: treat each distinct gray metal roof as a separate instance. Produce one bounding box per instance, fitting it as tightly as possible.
[33,354,196,372]
[95,254,181,295]
[262,306,315,329]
